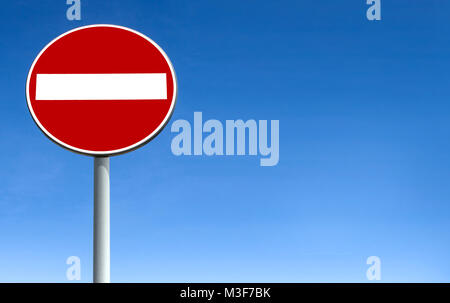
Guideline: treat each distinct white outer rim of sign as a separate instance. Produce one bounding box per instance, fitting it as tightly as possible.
[26,24,178,157]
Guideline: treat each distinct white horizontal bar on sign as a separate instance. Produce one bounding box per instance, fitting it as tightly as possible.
[35,73,167,100]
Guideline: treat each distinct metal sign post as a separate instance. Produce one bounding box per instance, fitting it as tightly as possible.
[94,157,110,283]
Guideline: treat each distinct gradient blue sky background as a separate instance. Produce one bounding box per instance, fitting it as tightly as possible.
[0,0,450,282]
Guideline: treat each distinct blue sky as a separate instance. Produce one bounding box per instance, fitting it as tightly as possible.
[1,0,450,282]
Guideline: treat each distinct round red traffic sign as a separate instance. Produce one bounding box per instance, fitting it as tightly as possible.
[26,24,177,156]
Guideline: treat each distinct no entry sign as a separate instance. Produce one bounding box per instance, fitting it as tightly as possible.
[26,24,177,156]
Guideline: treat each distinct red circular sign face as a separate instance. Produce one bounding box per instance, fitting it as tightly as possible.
[26,25,177,156]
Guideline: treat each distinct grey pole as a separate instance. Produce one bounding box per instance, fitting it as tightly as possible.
[94,157,110,283]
